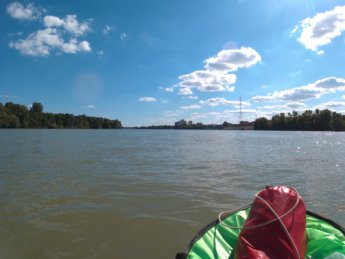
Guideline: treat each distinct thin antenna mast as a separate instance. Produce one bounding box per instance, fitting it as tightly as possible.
[239,97,242,123]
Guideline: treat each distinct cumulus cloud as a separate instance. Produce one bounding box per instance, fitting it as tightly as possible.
[315,101,345,109]
[174,46,260,95]
[9,8,93,57]
[294,5,345,51]
[200,97,251,107]
[78,41,91,52]
[7,2,43,20]
[43,15,91,36]
[258,102,306,110]
[165,87,174,93]
[252,77,345,102]
[178,70,236,94]
[139,97,157,102]
[178,87,194,95]
[62,39,91,53]
[9,28,91,56]
[204,47,261,71]
[180,105,202,110]
[43,15,64,27]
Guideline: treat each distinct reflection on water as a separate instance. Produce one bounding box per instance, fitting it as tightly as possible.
[0,129,344,258]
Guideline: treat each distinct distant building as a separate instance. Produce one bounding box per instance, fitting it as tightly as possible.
[175,119,187,127]
[240,121,253,126]
[188,120,193,126]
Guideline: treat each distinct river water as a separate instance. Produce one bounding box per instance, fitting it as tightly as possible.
[0,129,344,258]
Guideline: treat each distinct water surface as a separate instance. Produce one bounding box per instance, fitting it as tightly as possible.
[0,129,344,258]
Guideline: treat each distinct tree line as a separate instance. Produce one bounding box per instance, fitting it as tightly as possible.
[254,109,345,131]
[0,102,122,129]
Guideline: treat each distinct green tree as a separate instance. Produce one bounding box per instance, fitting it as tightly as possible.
[30,102,43,113]
[319,109,332,131]
[4,102,29,128]
[271,113,286,130]
[0,101,122,129]
[331,112,344,131]
[0,112,20,128]
[254,117,269,130]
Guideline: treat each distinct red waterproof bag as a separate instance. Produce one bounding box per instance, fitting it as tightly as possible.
[234,186,306,259]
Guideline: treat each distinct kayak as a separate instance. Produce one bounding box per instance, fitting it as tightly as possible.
[176,204,345,259]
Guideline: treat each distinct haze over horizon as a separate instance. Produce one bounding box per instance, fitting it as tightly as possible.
[2,0,345,126]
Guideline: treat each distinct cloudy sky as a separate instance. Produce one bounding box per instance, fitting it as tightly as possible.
[2,0,345,126]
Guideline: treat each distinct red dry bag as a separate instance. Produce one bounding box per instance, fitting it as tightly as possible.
[234,186,306,259]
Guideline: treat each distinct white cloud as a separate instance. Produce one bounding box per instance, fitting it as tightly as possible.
[295,5,345,51]
[10,11,92,56]
[252,77,345,102]
[281,102,306,109]
[43,15,91,36]
[189,110,257,123]
[1,94,18,101]
[120,33,127,40]
[222,109,258,122]
[183,96,199,99]
[165,87,174,93]
[163,110,183,118]
[82,105,95,109]
[61,39,81,53]
[178,87,194,95]
[178,70,236,94]
[78,41,91,52]
[258,102,306,110]
[43,16,64,27]
[200,97,251,108]
[223,109,257,114]
[180,105,202,110]
[9,28,92,56]
[139,97,157,102]
[103,25,112,34]
[61,39,91,53]
[204,47,261,71]
[315,101,345,109]
[190,112,222,120]
[175,47,260,95]
[7,2,43,20]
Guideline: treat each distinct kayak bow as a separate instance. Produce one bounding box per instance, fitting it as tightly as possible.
[176,205,345,259]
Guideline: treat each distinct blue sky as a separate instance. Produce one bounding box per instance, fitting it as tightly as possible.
[2,0,345,126]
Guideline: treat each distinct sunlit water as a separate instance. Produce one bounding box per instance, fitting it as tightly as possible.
[0,129,344,258]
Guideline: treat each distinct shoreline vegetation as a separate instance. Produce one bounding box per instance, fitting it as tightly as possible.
[0,102,122,129]
[254,109,345,131]
[2,102,345,131]
[129,120,254,130]
[132,109,345,131]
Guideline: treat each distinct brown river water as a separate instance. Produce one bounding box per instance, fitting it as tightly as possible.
[0,129,344,258]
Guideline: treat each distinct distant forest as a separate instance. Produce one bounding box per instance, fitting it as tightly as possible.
[0,102,122,129]
[254,109,345,131]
